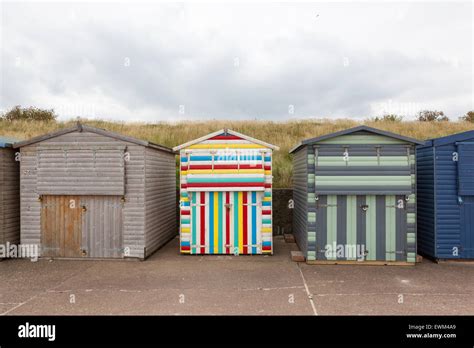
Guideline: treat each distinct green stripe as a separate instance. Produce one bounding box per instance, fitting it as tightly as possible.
[318,134,408,145]
[218,192,223,254]
[264,192,271,197]
[365,195,376,261]
[316,176,411,186]
[385,196,396,261]
[191,193,197,254]
[327,195,338,260]
[187,177,265,183]
[181,218,190,224]
[346,195,357,260]
[317,156,410,166]
[262,218,272,224]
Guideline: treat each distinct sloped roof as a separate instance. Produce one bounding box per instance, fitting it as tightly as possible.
[13,123,173,153]
[289,125,425,153]
[421,129,474,148]
[172,128,280,152]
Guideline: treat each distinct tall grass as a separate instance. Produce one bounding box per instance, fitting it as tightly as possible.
[1,119,473,188]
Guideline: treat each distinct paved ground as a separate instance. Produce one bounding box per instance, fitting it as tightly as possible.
[0,236,473,315]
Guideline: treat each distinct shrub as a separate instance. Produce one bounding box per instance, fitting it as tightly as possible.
[1,105,57,122]
[417,110,449,122]
[459,111,474,123]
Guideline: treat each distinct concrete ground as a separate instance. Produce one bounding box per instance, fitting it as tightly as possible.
[0,236,473,315]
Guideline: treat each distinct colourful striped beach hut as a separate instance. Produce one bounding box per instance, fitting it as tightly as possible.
[173,129,279,255]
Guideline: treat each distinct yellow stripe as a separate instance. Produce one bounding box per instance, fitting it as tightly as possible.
[214,191,218,254]
[263,197,271,202]
[264,170,271,175]
[183,169,264,175]
[238,191,243,254]
[188,144,266,149]
[181,197,189,202]
[261,227,272,233]
[181,228,190,233]
[181,250,191,254]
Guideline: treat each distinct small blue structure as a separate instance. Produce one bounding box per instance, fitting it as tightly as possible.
[0,136,20,248]
[417,130,474,260]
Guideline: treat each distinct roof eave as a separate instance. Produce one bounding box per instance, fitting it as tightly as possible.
[173,129,279,152]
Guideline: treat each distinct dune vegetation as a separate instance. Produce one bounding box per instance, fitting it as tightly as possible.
[1,118,473,188]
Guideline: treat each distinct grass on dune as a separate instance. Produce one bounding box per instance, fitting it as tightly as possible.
[1,118,473,188]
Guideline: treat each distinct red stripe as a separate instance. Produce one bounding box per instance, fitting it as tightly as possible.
[262,246,272,251]
[243,192,248,254]
[181,184,187,189]
[200,192,205,254]
[264,183,272,188]
[262,210,272,215]
[188,164,263,170]
[181,246,190,251]
[209,135,243,140]
[187,183,264,188]
[181,166,188,171]
[181,210,190,215]
[225,192,230,254]
[264,166,271,170]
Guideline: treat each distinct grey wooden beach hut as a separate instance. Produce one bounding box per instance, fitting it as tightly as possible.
[13,124,177,259]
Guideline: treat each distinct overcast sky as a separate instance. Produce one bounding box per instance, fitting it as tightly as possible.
[0,1,472,121]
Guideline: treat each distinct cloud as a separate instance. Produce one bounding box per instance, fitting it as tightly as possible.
[0,2,472,121]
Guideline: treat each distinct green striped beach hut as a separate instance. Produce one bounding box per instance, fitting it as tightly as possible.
[289,126,424,264]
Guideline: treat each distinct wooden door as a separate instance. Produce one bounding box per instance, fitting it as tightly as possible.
[41,195,82,258]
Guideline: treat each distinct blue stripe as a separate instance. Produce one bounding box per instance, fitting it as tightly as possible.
[182,201,190,207]
[181,157,188,162]
[252,192,257,254]
[209,192,214,254]
[264,156,271,161]
[262,241,272,247]
[190,155,213,161]
[262,201,271,206]
[181,241,190,246]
